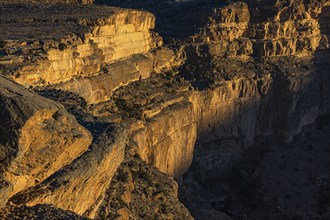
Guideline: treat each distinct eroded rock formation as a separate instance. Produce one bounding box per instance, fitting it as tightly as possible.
[9,125,127,219]
[0,4,182,104]
[0,75,92,208]
[0,0,329,219]
[0,0,94,5]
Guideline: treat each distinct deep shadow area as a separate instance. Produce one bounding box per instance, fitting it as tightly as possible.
[95,0,227,42]
[37,88,113,139]
[180,114,330,219]
[178,5,330,219]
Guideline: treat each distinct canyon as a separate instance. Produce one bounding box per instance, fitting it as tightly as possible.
[0,0,329,219]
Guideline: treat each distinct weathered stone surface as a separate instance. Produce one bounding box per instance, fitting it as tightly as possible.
[0,1,329,219]
[9,125,127,219]
[97,156,193,220]
[0,5,159,87]
[0,0,94,4]
[98,54,328,177]
[53,47,181,104]
[0,204,89,220]
[0,75,92,208]
[130,101,197,177]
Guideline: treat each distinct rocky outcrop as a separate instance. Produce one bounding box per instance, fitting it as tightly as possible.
[188,1,329,59]
[0,75,92,208]
[130,100,197,177]
[0,4,183,104]
[9,125,127,219]
[97,155,193,219]
[0,5,158,86]
[0,0,94,5]
[0,204,89,220]
[247,0,330,57]
[55,47,182,104]
[97,51,328,178]
[0,1,329,219]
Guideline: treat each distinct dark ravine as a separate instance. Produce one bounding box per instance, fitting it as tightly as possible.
[0,0,329,219]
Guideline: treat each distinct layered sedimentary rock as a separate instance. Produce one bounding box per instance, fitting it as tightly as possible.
[0,5,158,86]
[185,2,253,59]
[77,0,330,178]
[0,0,94,4]
[0,5,183,104]
[9,125,127,219]
[0,0,329,219]
[0,75,92,208]
[55,46,182,104]
[130,100,197,177]
[189,1,329,59]
[247,0,330,57]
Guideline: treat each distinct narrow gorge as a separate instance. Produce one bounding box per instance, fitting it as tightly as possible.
[0,0,329,219]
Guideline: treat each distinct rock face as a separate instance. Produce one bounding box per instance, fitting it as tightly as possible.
[0,0,329,219]
[0,75,92,208]
[130,101,197,177]
[0,0,94,5]
[0,5,159,86]
[97,155,193,219]
[0,5,182,104]
[55,47,181,104]
[9,125,127,219]
[187,1,329,59]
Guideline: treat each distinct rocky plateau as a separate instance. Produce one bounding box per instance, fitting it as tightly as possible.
[0,0,329,219]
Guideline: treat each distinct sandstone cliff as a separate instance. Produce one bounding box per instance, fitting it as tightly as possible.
[0,4,181,104]
[0,0,329,219]
[0,75,92,208]
[0,0,94,5]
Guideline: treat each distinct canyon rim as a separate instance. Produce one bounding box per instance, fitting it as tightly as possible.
[0,0,329,219]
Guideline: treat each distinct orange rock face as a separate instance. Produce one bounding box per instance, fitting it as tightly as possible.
[0,75,92,208]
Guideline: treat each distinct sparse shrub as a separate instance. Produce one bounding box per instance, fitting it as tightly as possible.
[159,203,170,214]
[58,43,67,51]
[116,195,126,208]
[132,169,153,185]
[99,212,107,220]
[117,169,129,183]
[155,183,168,195]
[133,153,141,159]
[317,182,330,214]
[0,39,6,48]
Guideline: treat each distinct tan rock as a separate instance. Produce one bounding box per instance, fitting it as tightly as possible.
[0,5,159,87]
[131,101,197,178]
[0,75,92,208]
[116,207,130,220]
[9,125,127,219]
[121,190,132,205]
[0,0,94,4]
[154,192,166,201]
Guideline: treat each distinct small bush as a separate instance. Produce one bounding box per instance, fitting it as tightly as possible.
[58,43,67,51]
[117,170,129,183]
[133,169,153,185]
[0,39,6,48]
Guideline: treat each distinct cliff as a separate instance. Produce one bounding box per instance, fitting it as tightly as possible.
[0,0,329,219]
[0,4,181,104]
[0,75,92,208]
[0,0,94,5]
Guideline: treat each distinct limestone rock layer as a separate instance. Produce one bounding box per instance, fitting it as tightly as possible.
[0,5,160,87]
[0,0,94,5]
[0,75,92,209]
[0,0,329,219]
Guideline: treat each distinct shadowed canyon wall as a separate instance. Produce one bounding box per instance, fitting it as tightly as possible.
[0,0,329,219]
[0,0,94,5]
